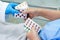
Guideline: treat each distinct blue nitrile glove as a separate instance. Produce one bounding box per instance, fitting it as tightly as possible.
[5,3,19,16]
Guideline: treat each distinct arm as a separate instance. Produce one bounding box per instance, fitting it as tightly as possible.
[0,1,19,22]
[23,8,60,20]
[36,8,60,20]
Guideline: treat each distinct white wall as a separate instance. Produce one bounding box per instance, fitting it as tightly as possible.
[1,0,60,10]
[1,0,60,6]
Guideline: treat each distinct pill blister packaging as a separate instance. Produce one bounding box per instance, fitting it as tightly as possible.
[14,1,28,19]
[24,18,41,33]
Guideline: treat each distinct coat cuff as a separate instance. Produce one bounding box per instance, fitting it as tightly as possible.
[0,1,9,22]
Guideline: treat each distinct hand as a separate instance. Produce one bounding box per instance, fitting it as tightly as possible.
[22,8,40,19]
[27,27,40,40]
[5,3,19,16]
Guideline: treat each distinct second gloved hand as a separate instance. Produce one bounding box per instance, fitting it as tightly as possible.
[5,3,19,16]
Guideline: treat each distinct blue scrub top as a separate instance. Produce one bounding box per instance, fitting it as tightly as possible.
[38,19,60,40]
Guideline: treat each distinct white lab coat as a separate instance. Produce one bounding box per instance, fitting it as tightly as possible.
[0,1,26,40]
[0,1,9,22]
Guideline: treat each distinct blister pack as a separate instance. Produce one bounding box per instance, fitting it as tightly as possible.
[24,18,41,33]
[14,1,29,20]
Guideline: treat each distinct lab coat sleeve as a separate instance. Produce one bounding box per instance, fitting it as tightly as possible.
[0,22,26,40]
[0,1,9,22]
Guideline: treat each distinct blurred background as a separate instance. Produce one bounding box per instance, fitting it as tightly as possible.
[1,0,60,27]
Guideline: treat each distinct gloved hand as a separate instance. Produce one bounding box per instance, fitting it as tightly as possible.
[5,3,19,16]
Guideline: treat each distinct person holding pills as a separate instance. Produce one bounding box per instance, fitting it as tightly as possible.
[23,8,60,40]
[0,1,27,40]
